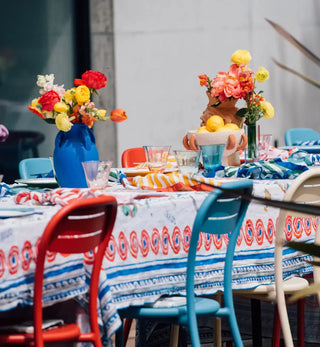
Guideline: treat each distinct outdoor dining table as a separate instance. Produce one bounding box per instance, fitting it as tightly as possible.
[0,177,315,342]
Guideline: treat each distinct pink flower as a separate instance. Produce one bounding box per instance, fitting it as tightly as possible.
[0,125,9,142]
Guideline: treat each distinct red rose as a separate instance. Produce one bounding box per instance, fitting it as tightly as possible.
[74,70,107,90]
[38,90,60,111]
[110,108,127,123]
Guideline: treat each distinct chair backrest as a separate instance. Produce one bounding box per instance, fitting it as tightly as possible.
[19,158,53,179]
[33,196,117,345]
[121,147,146,167]
[186,180,253,346]
[285,128,320,146]
[275,168,320,347]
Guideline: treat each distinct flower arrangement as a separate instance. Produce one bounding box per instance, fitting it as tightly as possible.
[28,70,127,132]
[198,49,274,126]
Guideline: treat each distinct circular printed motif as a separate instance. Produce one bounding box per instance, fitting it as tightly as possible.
[244,219,254,246]
[293,217,303,239]
[196,232,203,251]
[140,230,150,257]
[21,241,33,271]
[118,231,129,261]
[105,234,116,262]
[303,218,312,236]
[46,250,57,262]
[84,250,95,264]
[0,250,5,278]
[171,227,181,254]
[255,219,265,245]
[182,226,191,253]
[265,219,275,244]
[129,231,139,258]
[8,245,19,275]
[236,226,243,246]
[151,228,160,255]
[284,215,293,241]
[161,227,170,255]
[204,232,212,251]
[212,234,223,249]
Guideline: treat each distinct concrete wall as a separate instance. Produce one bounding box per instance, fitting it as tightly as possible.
[111,0,320,165]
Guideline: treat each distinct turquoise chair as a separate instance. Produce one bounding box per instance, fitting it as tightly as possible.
[285,128,320,146]
[116,180,253,347]
[19,158,53,179]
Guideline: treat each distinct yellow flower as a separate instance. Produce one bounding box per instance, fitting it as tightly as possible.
[63,89,75,104]
[231,49,252,66]
[256,67,269,83]
[31,98,39,107]
[55,113,73,132]
[261,101,274,119]
[97,109,107,118]
[74,85,90,105]
[54,102,68,113]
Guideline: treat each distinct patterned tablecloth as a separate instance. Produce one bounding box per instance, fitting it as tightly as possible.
[0,179,315,340]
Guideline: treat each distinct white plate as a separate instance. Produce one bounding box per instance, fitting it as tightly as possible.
[0,208,42,219]
[280,146,320,154]
[15,178,59,188]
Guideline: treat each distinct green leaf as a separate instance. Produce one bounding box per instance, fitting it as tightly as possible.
[286,240,320,257]
[236,108,248,118]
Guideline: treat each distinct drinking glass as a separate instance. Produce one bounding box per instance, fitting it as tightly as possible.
[143,146,171,173]
[259,134,273,160]
[82,160,112,188]
[173,150,201,175]
[199,144,225,173]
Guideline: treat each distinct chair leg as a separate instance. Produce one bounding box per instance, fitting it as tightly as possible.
[169,324,180,347]
[272,304,281,347]
[214,292,222,347]
[297,298,305,347]
[123,318,133,346]
[251,299,262,347]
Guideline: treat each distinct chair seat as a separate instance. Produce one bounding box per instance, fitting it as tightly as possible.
[0,323,81,344]
[237,276,309,301]
[120,296,220,324]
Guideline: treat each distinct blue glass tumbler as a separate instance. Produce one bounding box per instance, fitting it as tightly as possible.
[199,144,225,173]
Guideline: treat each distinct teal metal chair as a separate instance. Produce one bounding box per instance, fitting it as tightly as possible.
[19,158,53,179]
[116,180,253,347]
[285,128,320,146]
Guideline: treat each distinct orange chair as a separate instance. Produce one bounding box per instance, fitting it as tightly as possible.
[121,147,146,167]
[0,196,117,347]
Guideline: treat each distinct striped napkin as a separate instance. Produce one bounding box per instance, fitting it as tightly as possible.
[293,140,320,146]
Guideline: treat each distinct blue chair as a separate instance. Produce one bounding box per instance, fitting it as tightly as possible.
[116,180,253,347]
[19,158,53,179]
[285,128,320,146]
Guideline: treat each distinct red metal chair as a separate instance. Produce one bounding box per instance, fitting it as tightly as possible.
[0,195,117,347]
[121,147,146,167]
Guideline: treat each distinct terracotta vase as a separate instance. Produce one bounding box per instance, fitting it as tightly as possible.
[200,93,244,128]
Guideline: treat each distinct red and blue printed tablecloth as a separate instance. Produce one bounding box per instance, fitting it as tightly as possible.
[0,179,315,340]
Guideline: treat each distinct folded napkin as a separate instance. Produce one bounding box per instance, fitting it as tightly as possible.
[14,188,169,206]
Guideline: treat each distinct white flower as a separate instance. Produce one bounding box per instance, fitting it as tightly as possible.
[37,74,55,88]
[53,84,66,97]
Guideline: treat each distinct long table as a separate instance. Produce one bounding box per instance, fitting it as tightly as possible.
[0,179,315,341]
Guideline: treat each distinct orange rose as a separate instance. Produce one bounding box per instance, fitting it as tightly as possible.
[110,108,127,123]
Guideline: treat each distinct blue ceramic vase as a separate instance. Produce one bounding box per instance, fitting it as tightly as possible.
[53,124,99,188]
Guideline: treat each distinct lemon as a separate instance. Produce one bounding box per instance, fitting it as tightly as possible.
[196,126,209,133]
[216,125,234,132]
[206,115,224,132]
[223,123,240,131]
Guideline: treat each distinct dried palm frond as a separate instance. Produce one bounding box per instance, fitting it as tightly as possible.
[266,18,320,67]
